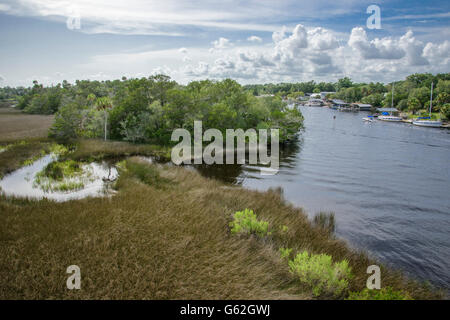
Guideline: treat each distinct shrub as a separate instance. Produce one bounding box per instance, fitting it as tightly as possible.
[279,247,292,259]
[347,287,412,300]
[34,160,92,192]
[288,251,352,297]
[229,209,270,237]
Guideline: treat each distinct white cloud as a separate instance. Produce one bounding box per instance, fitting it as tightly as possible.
[348,27,405,59]
[307,27,339,51]
[0,4,11,11]
[179,47,188,54]
[348,27,431,66]
[247,36,262,43]
[212,37,231,50]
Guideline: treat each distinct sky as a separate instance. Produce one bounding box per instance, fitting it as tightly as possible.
[0,0,449,87]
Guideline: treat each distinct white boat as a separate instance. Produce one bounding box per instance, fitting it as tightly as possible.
[378,115,402,122]
[378,83,402,122]
[412,82,442,128]
[363,116,374,122]
[412,119,442,127]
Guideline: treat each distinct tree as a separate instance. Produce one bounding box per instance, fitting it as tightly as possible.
[407,98,421,114]
[336,77,353,91]
[95,97,113,141]
[441,103,450,120]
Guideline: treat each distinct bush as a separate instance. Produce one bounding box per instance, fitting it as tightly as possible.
[441,103,450,120]
[34,160,92,192]
[288,251,352,297]
[279,247,292,259]
[347,287,412,300]
[229,209,270,237]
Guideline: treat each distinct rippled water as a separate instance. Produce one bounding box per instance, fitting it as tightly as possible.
[195,106,450,290]
[0,155,118,201]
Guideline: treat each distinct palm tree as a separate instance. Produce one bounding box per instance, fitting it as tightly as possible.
[95,97,113,141]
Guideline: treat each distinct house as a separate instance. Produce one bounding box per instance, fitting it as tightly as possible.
[331,99,348,107]
[353,103,372,111]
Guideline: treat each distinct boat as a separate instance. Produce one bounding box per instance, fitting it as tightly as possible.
[378,114,402,122]
[412,82,442,128]
[377,83,402,122]
[363,116,374,122]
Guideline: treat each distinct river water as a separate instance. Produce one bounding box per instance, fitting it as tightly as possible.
[195,106,450,291]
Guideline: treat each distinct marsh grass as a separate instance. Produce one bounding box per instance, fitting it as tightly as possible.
[0,108,53,141]
[0,139,50,178]
[0,157,442,299]
[313,211,336,235]
[34,160,93,193]
[68,139,170,162]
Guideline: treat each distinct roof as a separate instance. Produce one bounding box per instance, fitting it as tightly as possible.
[332,99,348,104]
[377,107,398,112]
[354,103,372,107]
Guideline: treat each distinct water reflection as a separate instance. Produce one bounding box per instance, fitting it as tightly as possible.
[191,137,304,184]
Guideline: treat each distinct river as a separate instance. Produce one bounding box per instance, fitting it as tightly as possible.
[194,106,450,291]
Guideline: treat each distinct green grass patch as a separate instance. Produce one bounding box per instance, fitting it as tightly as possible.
[229,208,271,237]
[347,287,412,300]
[34,160,93,192]
[279,247,293,259]
[288,251,352,298]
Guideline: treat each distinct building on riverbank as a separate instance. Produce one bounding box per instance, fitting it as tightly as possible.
[353,103,372,111]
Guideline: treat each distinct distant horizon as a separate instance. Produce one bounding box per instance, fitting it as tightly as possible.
[1,72,447,89]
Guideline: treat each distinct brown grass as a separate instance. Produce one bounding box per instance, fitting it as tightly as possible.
[0,107,54,142]
[0,157,442,299]
[0,139,51,178]
[68,139,170,162]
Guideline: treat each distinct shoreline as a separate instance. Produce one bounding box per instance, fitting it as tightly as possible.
[0,138,445,299]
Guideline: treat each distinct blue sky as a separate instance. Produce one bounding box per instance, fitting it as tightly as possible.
[0,0,449,86]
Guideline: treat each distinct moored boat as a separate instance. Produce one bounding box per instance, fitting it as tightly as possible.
[378,83,402,122]
[412,82,442,128]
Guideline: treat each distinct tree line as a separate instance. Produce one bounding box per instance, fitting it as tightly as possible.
[244,73,450,118]
[5,76,304,144]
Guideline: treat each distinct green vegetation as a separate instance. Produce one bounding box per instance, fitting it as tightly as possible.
[245,73,450,120]
[67,139,170,162]
[288,251,352,297]
[0,139,51,178]
[0,153,443,299]
[1,73,448,299]
[34,160,91,193]
[10,76,303,144]
[229,209,271,237]
[279,247,293,259]
[347,287,412,300]
[116,157,169,189]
